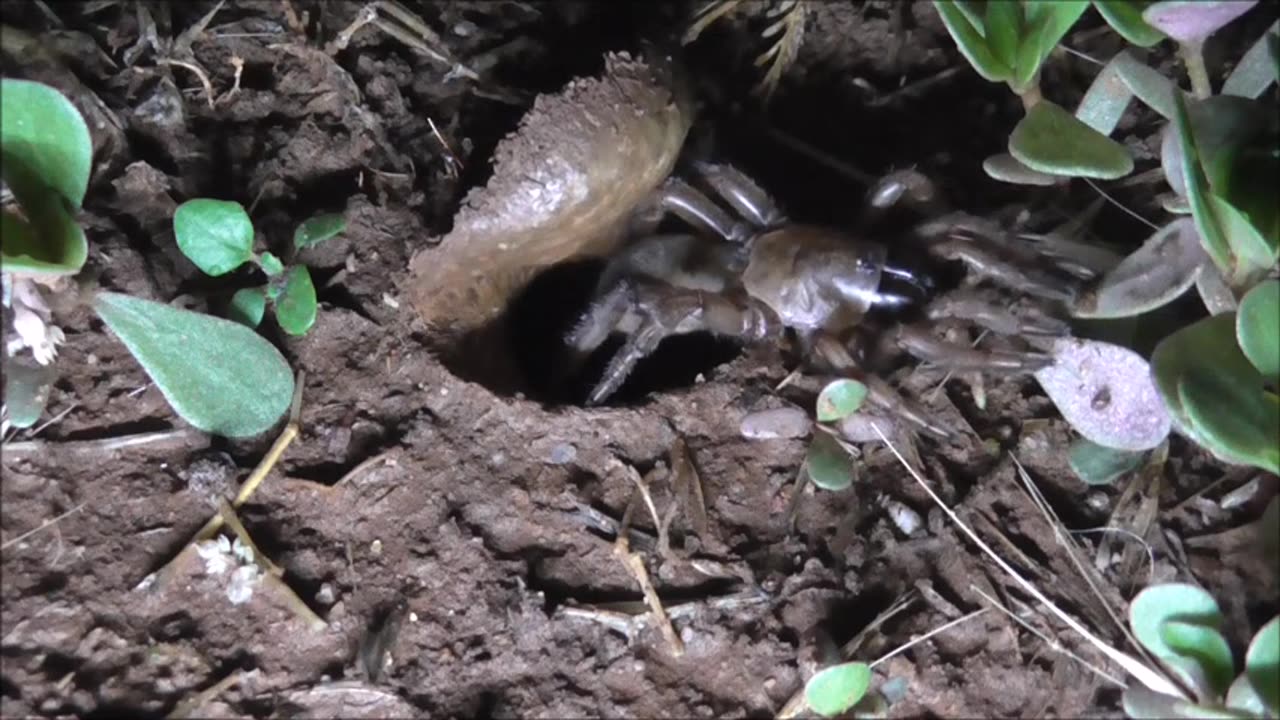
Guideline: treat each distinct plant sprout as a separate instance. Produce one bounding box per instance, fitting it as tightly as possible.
[1123,583,1278,718]
[1,78,296,438]
[172,199,346,336]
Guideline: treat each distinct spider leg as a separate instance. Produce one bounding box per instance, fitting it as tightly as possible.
[690,161,786,228]
[584,282,780,406]
[630,176,753,243]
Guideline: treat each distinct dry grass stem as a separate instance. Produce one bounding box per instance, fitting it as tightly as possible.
[1,502,87,551]
[871,423,1184,698]
[972,584,1126,688]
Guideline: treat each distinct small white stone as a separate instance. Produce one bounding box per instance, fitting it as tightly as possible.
[370,539,383,556]
[740,407,812,440]
[382,293,400,309]
[409,612,419,622]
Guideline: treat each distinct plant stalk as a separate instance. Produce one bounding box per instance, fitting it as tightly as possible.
[1018,81,1044,111]
[1179,41,1212,99]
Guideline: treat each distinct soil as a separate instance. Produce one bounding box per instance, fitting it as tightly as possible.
[2,2,1278,719]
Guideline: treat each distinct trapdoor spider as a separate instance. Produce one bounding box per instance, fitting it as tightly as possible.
[565,160,1086,438]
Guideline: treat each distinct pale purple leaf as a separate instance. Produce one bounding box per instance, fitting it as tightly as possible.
[1035,337,1172,451]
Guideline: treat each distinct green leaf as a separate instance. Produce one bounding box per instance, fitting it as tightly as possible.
[1222,21,1280,98]
[274,265,317,336]
[1130,583,1232,701]
[984,0,1023,70]
[806,432,855,491]
[804,662,872,717]
[1093,1,1166,46]
[1072,218,1205,319]
[1009,100,1134,179]
[1013,0,1090,92]
[173,199,255,277]
[0,78,92,209]
[983,153,1061,185]
[1113,51,1181,119]
[1212,194,1277,281]
[1227,673,1269,716]
[257,251,284,277]
[1160,618,1237,700]
[1179,369,1280,475]
[1245,617,1280,712]
[816,378,868,422]
[229,287,267,329]
[1075,56,1134,135]
[933,1,1013,83]
[1151,312,1269,465]
[1142,1,1258,44]
[1068,437,1145,485]
[2,358,56,430]
[1206,134,1280,265]
[1172,92,1233,276]
[0,195,87,278]
[92,292,294,438]
[1237,280,1280,381]
[293,212,347,249]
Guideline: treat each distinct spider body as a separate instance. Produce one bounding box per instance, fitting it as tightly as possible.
[567,161,1082,437]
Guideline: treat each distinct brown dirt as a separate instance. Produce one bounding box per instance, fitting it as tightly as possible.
[3,2,1277,719]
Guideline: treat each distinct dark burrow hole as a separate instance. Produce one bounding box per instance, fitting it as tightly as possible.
[500,258,746,407]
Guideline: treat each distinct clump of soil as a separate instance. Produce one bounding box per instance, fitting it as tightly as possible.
[3,2,1277,718]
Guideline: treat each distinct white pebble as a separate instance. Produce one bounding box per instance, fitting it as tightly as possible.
[739,407,812,440]
[548,443,577,465]
[884,500,923,536]
[370,539,382,556]
[839,412,900,442]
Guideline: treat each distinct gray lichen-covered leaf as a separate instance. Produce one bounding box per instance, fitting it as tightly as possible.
[1073,218,1206,318]
[1035,337,1172,451]
[282,681,418,719]
[406,51,693,335]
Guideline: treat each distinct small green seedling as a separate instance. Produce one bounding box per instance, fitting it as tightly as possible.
[1123,583,1278,718]
[173,201,346,336]
[804,661,873,717]
[1,78,295,438]
[805,378,869,491]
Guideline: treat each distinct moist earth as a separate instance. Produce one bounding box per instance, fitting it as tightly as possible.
[2,2,1278,719]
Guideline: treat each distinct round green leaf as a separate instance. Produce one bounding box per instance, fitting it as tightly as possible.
[294,213,347,249]
[1245,617,1280,712]
[816,378,868,422]
[1237,280,1280,380]
[1226,673,1268,716]
[1068,437,1145,485]
[983,153,1061,186]
[173,199,255,277]
[804,662,872,717]
[1130,583,1231,701]
[274,265,317,336]
[93,292,294,438]
[1010,100,1134,179]
[1072,218,1205,319]
[806,432,855,491]
[1161,619,1237,700]
[1094,0,1167,47]
[0,78,92,208]
[2,358,56,429]
[1179,369,1280,474]
[257,251,284,277]
[229,287,267,328]
[1151,312,1273,467]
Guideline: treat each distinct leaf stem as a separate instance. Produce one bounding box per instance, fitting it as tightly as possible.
[1019,81,1043,111]
[1179,41,1212,99]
